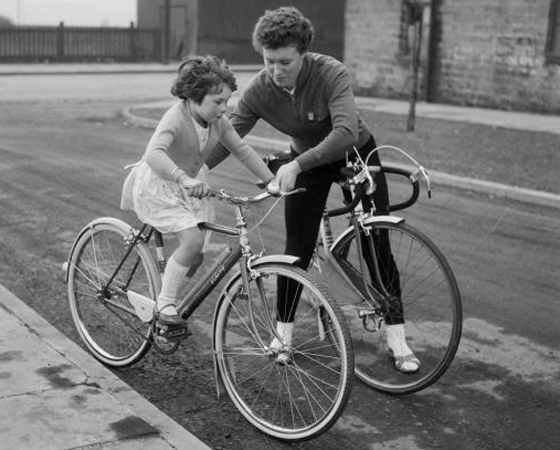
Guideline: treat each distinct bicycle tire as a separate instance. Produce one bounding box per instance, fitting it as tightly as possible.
[67,218,159,367]
[214,263,354,441]
[330,220,462,394]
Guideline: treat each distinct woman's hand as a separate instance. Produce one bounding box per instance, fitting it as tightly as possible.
[274,160,302,193]
[178,175,209,198]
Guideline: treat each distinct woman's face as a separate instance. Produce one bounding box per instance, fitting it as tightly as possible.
[191,83,232,125]
[262,46,304,90]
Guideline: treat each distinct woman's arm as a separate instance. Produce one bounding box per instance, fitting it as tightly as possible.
[218,117,275,182]
[206,94,260,169]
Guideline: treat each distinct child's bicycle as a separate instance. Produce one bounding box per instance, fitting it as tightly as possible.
[63,187,354,442]
[266,145,462,395]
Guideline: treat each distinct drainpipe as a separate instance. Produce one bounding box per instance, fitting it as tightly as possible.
[162,0,171,64]
[425,0,441,103]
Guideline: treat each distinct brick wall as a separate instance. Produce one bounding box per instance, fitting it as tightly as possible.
[345,0,560,114]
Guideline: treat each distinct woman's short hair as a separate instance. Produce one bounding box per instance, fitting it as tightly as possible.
[252,6,314,54]
[171,55,237,103]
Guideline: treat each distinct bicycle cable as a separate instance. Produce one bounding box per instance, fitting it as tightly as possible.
[363,145,432,198]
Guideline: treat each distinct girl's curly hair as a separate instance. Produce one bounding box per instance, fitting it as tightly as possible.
[171,55,237,103]
[252,6,314,54]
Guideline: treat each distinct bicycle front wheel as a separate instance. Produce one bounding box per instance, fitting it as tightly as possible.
[67,219,159,367]
[331,220,462,394]
[214,263,354,441]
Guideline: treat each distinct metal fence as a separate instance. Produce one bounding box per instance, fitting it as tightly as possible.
[0,24,161,62]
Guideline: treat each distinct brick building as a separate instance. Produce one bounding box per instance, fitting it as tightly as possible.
[136,0,344,63]
[346,0,560,114]
[138,0,560,114]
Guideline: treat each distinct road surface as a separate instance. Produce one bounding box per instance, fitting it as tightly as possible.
[0,72,558,450]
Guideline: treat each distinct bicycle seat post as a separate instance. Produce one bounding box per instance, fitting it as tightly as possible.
[321,209,334,247]
[154,230,166,272]
[233,204,251,256]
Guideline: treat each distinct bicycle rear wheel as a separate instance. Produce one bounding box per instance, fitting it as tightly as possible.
[214,263,353,441]
[330,220,462,394]
[67,219,159,367]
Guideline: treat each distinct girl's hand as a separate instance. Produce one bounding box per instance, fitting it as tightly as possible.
[275,160,302,193]
[178,175,209,198]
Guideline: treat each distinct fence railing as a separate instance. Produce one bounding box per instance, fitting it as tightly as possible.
[0,23,162,62]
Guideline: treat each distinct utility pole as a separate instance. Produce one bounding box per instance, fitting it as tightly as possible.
[162,0,171,64]
[406,0,427,132]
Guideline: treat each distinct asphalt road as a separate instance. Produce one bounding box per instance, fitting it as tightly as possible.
[0,72,559,450]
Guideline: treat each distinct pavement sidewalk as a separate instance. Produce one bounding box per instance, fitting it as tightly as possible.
[0,283,212,450]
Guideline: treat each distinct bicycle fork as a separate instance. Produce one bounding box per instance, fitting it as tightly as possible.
[319,211,386,332]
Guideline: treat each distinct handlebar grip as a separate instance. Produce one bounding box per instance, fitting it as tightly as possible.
[339,166,358,179]
[327,183,366,217]
[381,165,420,212]
[329,164,421,216]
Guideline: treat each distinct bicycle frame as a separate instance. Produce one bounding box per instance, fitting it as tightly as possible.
[64,193,300,345]
[314,158,424,323]
[319,208,403,303]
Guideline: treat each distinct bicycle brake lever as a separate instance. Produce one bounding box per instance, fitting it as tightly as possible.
[414,166,432,199]
[284,187,307,196]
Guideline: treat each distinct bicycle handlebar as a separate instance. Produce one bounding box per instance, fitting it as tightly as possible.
[327,163,421,217]
[208,187,305,206]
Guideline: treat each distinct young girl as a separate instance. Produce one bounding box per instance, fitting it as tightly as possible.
[121,55,274,325]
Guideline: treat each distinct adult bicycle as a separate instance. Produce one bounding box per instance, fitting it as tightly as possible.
[316,146,462,394]
[267,146,462,395]
[63,187,354,441]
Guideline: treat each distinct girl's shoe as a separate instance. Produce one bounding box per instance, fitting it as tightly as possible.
[156,304,187,325]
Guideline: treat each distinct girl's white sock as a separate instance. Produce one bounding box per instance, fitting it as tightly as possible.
[157,256,189,315]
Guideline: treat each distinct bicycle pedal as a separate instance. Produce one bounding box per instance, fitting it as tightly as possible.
[154,322,191,342]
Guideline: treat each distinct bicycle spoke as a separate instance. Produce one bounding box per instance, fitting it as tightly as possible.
[67,220,156,367]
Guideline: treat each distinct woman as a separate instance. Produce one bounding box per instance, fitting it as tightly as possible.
[121,55,274,325]
[207,7,419,373]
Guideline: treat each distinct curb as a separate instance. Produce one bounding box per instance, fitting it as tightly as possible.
[0,283,212,450]
[0,64,262,77]
[121,105,560,211]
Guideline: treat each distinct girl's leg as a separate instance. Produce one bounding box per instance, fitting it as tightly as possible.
[157,227,204,324]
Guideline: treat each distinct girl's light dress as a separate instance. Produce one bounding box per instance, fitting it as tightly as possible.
[121,100,273,237]
[123,120,214,234]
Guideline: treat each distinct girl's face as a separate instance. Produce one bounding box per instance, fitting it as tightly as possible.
[190,83,232,126]
[262,46,304,90]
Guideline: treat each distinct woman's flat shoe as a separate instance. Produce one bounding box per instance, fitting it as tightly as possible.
[267,337,293,365]
[392,352,420,374]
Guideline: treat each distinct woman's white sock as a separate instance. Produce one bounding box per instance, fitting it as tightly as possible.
[275,321,294,346]
[385,323,413,357]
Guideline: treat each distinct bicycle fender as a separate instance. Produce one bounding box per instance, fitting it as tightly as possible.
[331,215,404,251]
[361,215,404,226]
[211,253,300,398]
[250,254,301,266]
[63,217,131,283]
